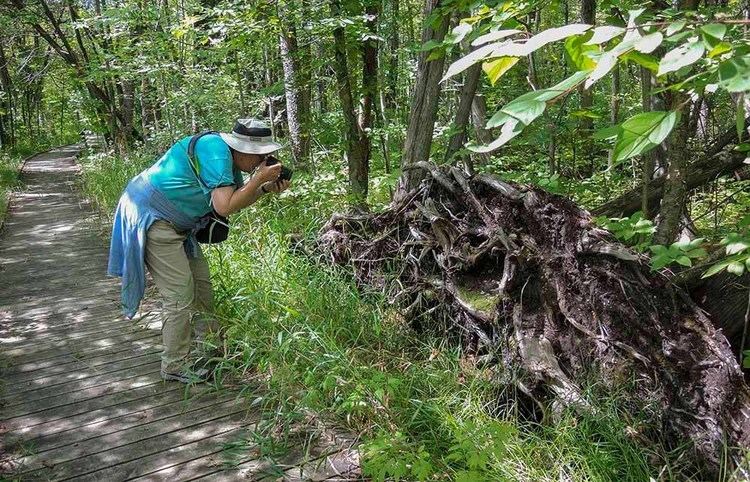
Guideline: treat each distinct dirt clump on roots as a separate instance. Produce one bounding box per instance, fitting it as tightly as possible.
[316,162,750,476]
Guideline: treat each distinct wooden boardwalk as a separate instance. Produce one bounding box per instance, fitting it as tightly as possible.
[0,146,359,481]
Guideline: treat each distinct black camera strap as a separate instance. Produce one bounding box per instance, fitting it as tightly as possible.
[186,130,219,190]
[185,131,230,244]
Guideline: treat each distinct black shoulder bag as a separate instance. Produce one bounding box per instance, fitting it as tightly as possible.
[187,131,230,244]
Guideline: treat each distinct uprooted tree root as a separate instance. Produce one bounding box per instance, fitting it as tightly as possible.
[316,162,750,476]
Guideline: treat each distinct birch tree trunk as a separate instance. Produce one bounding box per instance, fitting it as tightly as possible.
[279,6,311,168]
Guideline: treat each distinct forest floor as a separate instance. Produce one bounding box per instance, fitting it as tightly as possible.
[0,146,359,481]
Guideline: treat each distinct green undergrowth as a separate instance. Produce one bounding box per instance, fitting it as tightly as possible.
[79,148,701,481]
[0,151,25,226]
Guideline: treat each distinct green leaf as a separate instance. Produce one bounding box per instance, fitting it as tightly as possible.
[658,41,705,76]
[703,260,730,277]
[472,29,522,46]
[634,32,663,54]
[728,261,746,276]
[726,239,750,255]
[442,43,504,82]
[593,125,621,140]
[647,110,680,144]
[719,57,750,93]
[585,26,625,45]
[613,111,680,163]
[666,20,687,36]
[700,23,727,41]
[547,70,590,95]
[482,57,519,86]
[688,237,705,249]
[469,118,525,153]
[623,51,660,72]
[708,42,732,59]
[446,23,472,45]
[421,39,443,51]
[676,256,692,267]
[519,24,592,56]
[474,71,588,152]
[565,33,598,70]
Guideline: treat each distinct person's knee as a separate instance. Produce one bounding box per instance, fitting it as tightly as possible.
[161,286,196,313]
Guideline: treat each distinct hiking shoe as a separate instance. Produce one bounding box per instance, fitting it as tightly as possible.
[160,367,210,384]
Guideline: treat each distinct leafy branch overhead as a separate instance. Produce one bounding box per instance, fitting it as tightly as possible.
[443,7,750,162]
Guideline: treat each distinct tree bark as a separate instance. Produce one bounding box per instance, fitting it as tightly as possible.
[0,38,14,148]
[385,0,400,111]
[653,108,691,245]
[400,0,451,192]
[278,5,311,168]
[317,163,750,476]
[578,0,596,158]
[444,40,482,166]
[330,0,369,208]
[606,64,619,170]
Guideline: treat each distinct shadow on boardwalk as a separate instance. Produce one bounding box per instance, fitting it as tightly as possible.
[0,146,359,481]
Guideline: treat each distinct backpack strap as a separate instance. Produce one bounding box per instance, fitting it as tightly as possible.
[187,130,219,190]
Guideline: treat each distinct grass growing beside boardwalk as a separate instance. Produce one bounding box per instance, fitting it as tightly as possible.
[0,151,25,225]
[78,149,698,481]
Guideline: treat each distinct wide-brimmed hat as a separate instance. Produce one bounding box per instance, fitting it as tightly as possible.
[219,118,282,155]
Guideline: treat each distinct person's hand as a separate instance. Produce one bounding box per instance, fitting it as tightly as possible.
[263,179,291,194]
[253,160,282,185]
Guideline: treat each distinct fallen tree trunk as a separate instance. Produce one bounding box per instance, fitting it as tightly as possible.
[317,163,750,476]
[594,149,747,217]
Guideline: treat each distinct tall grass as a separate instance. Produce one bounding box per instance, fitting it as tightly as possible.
[0,151,25,225]
[79,148,697,481]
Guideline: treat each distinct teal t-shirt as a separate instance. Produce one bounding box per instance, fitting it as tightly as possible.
[144,134,244,219]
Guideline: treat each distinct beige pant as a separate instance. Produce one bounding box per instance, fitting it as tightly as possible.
[145,220,218,372]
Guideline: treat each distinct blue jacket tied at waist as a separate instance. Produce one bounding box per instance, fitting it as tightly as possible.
[107,175,204,318]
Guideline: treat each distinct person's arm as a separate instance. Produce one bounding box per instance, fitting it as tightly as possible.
[211,162,281,216]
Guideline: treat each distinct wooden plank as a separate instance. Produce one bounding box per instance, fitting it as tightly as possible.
[78,425,256,482]
[6,391,237,455]
[0,361,161,409]
[0,330,161,373]
[2,351,161,395]
[0,327,159,363]
[2,344,161,385]
[0,305,125,332]
[0,379,178,433]
[15,403,253,480]
[0,316,157,348]
[0,294,120,318]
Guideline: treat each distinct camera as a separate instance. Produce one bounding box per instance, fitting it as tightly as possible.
[264,155,293,182]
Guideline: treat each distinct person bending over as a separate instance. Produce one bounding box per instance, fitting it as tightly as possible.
[107,118,291,383]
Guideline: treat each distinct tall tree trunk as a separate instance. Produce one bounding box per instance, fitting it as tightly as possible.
[0,39,14,148]
[331,0,369,208]
[654,103,692,245]
[385,0,400,110]
[444,40,482,166]
[278,8,310,168]
[470,94,493,167]
[578,0,596,159]
[360,1,378,129]
[401,0,451,191]
[607,64,620,170]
